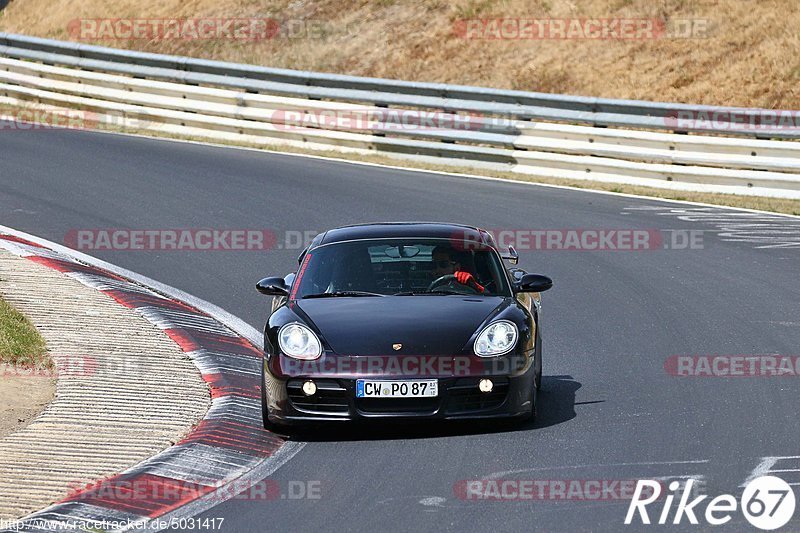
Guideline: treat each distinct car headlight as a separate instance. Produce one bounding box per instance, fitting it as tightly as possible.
[278,323,322,360]
[474,320,518,357]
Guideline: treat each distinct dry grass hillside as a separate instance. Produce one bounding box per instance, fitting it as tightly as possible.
[1,0,798,108]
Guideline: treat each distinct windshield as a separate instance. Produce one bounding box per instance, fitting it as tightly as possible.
[292,238,511,298]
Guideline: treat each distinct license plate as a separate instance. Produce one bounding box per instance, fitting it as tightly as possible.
[356,379,438,398]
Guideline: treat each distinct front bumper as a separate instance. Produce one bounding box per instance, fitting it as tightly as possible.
[263,353,536,424]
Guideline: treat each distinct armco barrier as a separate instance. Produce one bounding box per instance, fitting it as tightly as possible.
[1,32,799,198]
[2,31,798,133]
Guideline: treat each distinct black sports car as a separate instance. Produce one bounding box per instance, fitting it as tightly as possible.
[256,222,552,427]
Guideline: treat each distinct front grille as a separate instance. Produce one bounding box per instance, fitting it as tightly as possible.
[446,377,509,413]
[356,397,440,415]
[287,379,349,415]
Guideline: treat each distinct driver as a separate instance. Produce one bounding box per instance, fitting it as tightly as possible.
[431,246,485,293]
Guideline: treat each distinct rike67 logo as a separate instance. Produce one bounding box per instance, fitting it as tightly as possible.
[625,476,796,530]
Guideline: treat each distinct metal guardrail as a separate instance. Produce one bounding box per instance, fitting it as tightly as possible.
[1,32,799,198]
[2,31,800,137]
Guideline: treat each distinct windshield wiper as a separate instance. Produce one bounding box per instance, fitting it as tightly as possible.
[393,290,463,296]
[302,291,385,299]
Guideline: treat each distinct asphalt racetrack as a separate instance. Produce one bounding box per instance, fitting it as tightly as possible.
[2,128,799,531]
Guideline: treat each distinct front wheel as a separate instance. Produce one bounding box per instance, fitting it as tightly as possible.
[517,372,538,424]
[261,367,287,432]
[261,368,271,430]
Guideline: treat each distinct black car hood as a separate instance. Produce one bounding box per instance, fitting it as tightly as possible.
[295,296,508,356]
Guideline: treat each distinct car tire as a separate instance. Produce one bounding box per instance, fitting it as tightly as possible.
[535,336,543,391]
[530,376,539,422]
[517,372,538,424]
[261,369,271,430]
[524,342,542,423]
[261,366,287,432]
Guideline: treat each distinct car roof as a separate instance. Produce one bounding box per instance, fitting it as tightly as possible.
[312,222,494,248]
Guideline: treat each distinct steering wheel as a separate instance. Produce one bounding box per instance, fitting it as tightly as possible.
[427,274,481,294]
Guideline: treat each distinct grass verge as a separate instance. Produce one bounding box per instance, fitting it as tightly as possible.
[0,294,50,369]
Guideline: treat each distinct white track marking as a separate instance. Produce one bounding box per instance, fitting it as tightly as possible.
[741,457,782,487]
[481,460,709,480]
[650,475,704,479]
[419,497,446,508]
[651,475,708,497]
[624,206,800,248]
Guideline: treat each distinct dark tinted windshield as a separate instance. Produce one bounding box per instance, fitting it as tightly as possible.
[292,238,511,298]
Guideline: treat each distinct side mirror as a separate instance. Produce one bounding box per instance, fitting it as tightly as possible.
[516,273,553,293]
[501,245,519,265]
[256,277,289,296]
[297,247,309,264]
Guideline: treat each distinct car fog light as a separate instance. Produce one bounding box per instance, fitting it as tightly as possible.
[302,380,317,396]
[478,379,493,393]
